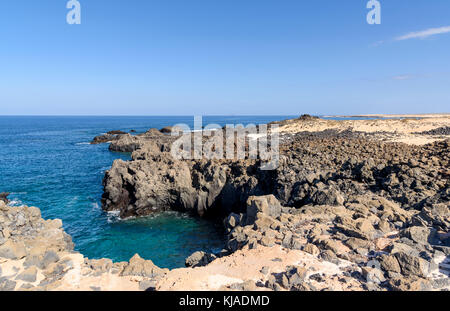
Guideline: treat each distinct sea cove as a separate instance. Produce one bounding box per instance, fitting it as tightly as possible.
[0,115,291,268]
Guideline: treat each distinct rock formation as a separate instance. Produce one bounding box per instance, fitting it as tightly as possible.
[97,122,449,291]
[7,116,443,291]
[0,200,168,291]
[0,193,9,204]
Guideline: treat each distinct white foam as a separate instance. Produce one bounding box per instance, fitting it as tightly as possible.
[106,210,121,223]
[247,133,266,140]
[8,199,24,207]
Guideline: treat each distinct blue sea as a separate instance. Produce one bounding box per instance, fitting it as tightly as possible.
[0,116,293,269]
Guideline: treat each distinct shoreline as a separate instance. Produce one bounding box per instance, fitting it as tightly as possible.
[1,114,449,291]
[322,113,450,119]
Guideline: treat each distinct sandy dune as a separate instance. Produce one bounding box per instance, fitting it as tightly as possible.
[275,114,450,145]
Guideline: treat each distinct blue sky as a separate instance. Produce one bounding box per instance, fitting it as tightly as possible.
[0,0,449,115]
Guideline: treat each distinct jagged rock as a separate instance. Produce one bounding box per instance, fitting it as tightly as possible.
[389,242,419,256]
[310,188,345,206]
[185,251,216,268]
[0,240,27,260]
[107,130,127,135]
[246,195,282,224]
[91,133,120,144]
[297,114,319,121]
[0,277,16,291]
[160,126,183,134]
[388,276,432,291]
[344,237,372,251]
[15,267,38,283]
[394,252,430,277]
[303,243,320,256]
[378,254,401,273]
[401,226,434,245]
[411,205,449,231]
[321,249,337,262]
[0,193,9,204]
[120,254,167,278]
[109,134,143,152]
[139,279,157,291]
[85,258,113,274]
[224,213,241,232]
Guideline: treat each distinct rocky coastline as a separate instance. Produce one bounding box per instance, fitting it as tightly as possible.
[1,115,449,291]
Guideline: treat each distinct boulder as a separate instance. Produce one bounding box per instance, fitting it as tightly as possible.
[107,130,127,135]
[0,192,9,204]
[378,254,401,273]
[109,134,143,153]
[401,226,433,245]
[310,188,344,206]
[224,213,241,233]
[185,251,216,268]
[0,240,27,260]
[160,126,183,134]
[120,254,167,279]
[246,195,282,224]
[91,134,119,144]
[139,279,157,291]
[303,243,320,256]
[15,267,38,283]
[0,277,16,291]
[394,252,429,277]
[297,114,319,121]
[388,276,431,291]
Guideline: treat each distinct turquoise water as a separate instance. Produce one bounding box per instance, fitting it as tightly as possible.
[0,116,292,268]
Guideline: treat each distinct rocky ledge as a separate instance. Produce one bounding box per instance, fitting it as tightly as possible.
[0,193,9,204]
[1,194,448,291]
[97,120,449,291]
[0,200,168,291]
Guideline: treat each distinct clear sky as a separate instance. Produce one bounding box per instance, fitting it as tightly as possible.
[0,0,449,115]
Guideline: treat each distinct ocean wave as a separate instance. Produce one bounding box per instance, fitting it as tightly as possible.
[75,142,91,145]
[99,166,110,173]
[106,210,121,223]
[8,199,24,207]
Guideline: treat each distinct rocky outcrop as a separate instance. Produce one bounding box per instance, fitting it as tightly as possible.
[100,128,449,291]
[0,200,168,291]
[0,193,9,204]
[91,133,121,144]
[160,126,183,134]
[91,130,135,145]
[416,127,450,136]
[218,194,449,291]
[297,114,319,121]
[102,131,449,219]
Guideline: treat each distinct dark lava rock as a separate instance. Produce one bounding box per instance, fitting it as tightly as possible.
[415,126,450,136]
[0,192,9,204]
[91,133,120,144]
[297,114,320,121]
[185,251,216,268]
[102,131,449,222]
[107,130,127,135]
[160,126,183,134]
